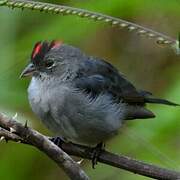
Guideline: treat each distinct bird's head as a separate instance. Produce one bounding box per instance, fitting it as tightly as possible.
[20,40,84,79]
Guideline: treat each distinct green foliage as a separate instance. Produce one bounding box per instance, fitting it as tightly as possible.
[0,0,179,179]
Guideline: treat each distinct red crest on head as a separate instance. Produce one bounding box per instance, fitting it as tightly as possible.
[31,40,63,63]
[31,42,42,59]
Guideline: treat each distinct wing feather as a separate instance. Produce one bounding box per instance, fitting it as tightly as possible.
[74,57,145,104]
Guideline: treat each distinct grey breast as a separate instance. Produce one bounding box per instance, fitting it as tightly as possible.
[28,77,126,145]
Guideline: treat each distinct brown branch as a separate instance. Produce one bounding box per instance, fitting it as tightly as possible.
[0,113,89,180]
[61,143,180,180]
[0,113,180,180]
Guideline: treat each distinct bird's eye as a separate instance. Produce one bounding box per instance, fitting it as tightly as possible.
[45,60,54,69]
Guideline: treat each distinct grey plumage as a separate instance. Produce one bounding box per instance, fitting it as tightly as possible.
[28,78,125,145]
[21,41,179,146]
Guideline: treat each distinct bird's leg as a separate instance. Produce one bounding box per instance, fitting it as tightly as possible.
[91,142,105,169]
[50,137,104,168]
[49,136,65,147]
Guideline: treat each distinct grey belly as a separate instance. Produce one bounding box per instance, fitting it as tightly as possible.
[42,110,121,146]
[46,92,126,146]
[29,83,126,146]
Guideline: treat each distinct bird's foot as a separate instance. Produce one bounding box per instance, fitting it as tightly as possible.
[91,142,105,169]
[50,136,65,147]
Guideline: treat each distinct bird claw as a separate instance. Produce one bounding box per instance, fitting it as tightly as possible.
[50,136,65,147]
[91,142,105,169]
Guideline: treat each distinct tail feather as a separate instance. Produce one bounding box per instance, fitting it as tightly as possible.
[145,97,179,106]
[125,106,155,120]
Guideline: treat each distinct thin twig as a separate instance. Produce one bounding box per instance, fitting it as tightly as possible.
[0,113,89,180]
[0,0,179,54]
[61,143,180,180]
[0,113,180,180]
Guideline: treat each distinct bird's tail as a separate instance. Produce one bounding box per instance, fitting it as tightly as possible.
[145,97,179,106]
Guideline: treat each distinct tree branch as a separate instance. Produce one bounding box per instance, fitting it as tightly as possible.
[0,112,179,180]
[0,113,89,180]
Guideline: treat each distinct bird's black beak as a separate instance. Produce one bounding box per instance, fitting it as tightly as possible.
[20,63,36,78]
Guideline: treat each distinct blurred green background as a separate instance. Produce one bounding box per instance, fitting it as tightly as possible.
[0,0,179,179]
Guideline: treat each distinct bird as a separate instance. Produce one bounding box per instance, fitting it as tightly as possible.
[20,40,179,166]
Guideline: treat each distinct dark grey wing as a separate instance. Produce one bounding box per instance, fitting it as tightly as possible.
[74,57,179,107]
[73,57,178,121]
[74,57,145,104]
